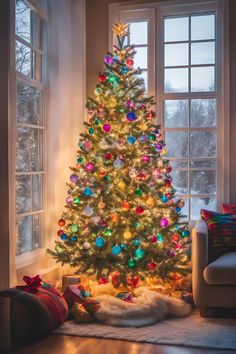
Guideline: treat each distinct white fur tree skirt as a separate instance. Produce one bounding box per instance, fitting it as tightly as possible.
[54,312,236,350]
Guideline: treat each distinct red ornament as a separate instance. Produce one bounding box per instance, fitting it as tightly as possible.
[98,277,108,284]
[126,59,134,67]
[104,153,113,160]
[145,110,156,119]
[121,201,130,211]
[148,262,157,270]
[136,206,144,215]
[58,218,66,227]
[98,73,106,83]
[166,166,172,173]
[150,235,157,243]
[165,179,171,186]
[172,233,180,242]
[57,230,64,236]
[111,271,121,288]
[127,275,139,288]
[98,170,106,177]
[100,219,108,228]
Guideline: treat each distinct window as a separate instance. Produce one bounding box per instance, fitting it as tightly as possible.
[14,0,47,258]
[110,0,229,222]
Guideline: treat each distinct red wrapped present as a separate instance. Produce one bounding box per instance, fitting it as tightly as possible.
[63,284,90,309]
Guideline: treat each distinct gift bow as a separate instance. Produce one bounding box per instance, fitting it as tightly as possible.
[23,275,42,294]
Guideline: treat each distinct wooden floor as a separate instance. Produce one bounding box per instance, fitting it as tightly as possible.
[5,335,236,354]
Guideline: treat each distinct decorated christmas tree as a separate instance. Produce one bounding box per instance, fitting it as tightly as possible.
[48,23,190,287]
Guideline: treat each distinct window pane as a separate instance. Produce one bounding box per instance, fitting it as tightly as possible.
[17,82,41,125]
[15,0,31,43]
[134,47,147,69]
[190,170,216,195]
[191,14,215,41]
[190,131,216,158]
[170,161,189,168]
[16,127,42,172]
[16,175,31,214]
[137,71,147,91]
[16,41,31,77]
[129,21,147,45]
[165,68,188,92]
[165,131,188,158]
[174,198,189,221]
[165,43,188,66]
[190,197,216,221]
[191,99,216,127]
[17,216,32,255]
[190,159,216,168]
[191,66,215,92]
[32,174,42,211]
[164,17,189,42]
[164,100,188,128]
[33,214,41,249]
[191,42,215,65]
[171,170,188,194]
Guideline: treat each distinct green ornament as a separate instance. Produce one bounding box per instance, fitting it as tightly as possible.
[73,197,80,205]
[55,245,63,253]
[119,108,125,113]
[108,75,119,83]
[105,228,112,236]
[103,175,111,182]
[133,220,141,228]
[77,157,83,164]
[148,133,156,141]
[70,224,79,233]
[157,233,164,243]
[95,118,102,125]
[135,248,145,259]
[88,127,94,134]
[95,87,102,95]
[135,188,143,196]
[128,259,136,268]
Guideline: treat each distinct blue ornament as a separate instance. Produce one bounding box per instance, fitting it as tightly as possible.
[134,239,141,246]
[120,243,126,249]
[127,136,136,145]
[139,135,148,143]
[71,235,78,242]
[153,128,159,134]
[121,67,128,74]
[126,112,137,121]
[95,237,105,247]
[135,248,145,259]
[114,158,124,169]
[161,196,168,203]
[182,230,190,238]
[60,233,68,241]
[83,187,92,196]
[112,245,122,255]
[176,207,181,213]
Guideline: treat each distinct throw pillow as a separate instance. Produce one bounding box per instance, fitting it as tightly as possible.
[222,203,236,214]
[201,209,236,261]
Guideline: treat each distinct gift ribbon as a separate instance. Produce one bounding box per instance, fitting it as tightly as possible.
[23,275,42,294]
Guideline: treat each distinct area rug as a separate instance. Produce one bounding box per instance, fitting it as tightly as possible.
[54,311,236,350]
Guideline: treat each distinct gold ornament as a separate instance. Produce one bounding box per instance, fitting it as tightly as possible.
[98,200,105,209]
[138,123,148,131]
[114,178,120,184]
[161,148,167,156]
[108,97,117,108]
[124,230,132,239]
[110,213,119,222]
[112,23,129,37]
[118,180,126,190]
[146,196,155,207]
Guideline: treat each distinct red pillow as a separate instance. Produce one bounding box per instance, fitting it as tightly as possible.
[222,203,236,214]
[201,209,236,262]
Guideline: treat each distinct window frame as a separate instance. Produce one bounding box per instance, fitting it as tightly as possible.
[10,0,48,269]
[109,0,229,224]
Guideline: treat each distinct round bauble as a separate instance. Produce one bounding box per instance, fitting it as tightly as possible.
[95,237,105,247]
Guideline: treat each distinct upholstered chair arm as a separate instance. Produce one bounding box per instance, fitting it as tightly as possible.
[192,218,208,272]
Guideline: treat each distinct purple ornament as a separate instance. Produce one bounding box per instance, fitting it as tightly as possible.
[104,54,113,65]
[103,123,112,133]
[126,112,136,121]
[155,143,163,151]
[160,217,169,228]
[85,162,95,172]
[167,249,176,257]
[70,174,78,183]
[139,135,148,143]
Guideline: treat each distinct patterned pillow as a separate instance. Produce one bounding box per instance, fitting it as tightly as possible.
[201,209,236,262]
[222,203,236,214]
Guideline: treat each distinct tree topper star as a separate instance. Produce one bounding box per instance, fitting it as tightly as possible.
[112,23,129,37]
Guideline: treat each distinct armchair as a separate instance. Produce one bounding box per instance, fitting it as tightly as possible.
[192,218,236,315]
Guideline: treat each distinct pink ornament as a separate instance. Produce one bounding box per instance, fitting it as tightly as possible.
[140,104,146,110]
[142,155,150,163]
[103,123,112,133]
[84,141,92,150]
[87,109,94,117]
[85,162,95,172]
[125,99,135,109]
[160,217,169,228]
[66,196,73,203]
[175,243,182,251]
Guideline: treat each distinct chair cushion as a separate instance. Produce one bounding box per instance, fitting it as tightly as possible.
[204,252,236,285]
[201,209,236,262]
[222,203,236,214]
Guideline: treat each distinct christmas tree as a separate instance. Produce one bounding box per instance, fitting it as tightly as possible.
[48,23,190,287]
